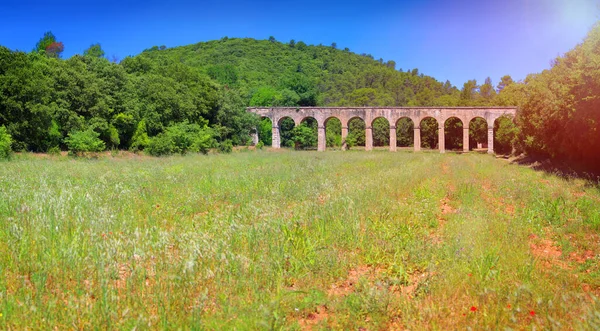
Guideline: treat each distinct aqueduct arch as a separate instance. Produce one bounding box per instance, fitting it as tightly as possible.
[248,107,517,153]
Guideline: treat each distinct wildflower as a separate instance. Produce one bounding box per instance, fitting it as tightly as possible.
[507,304,511,309]
[529,310,535,316]
[468,273,472,277]
[470,306,477,312]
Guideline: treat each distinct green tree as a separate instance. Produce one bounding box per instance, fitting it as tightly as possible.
[496,75,514,92]
[34,31,56,53]
[468,118,487,150]
[64,129,106,156]
[0,126,12,159]
[83,43,105,58]
[396,118,414,147]
[372,118,390,146]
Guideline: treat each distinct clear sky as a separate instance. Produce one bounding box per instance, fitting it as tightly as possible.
[1,0,598,88]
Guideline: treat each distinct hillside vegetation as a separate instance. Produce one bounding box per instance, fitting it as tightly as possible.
[1,25,600,169]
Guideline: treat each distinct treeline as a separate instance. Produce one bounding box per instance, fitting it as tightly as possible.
[498,24,600,169]
[1,26,599,170]
[0,32,257,156]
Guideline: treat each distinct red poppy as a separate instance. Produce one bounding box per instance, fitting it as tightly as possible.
[470,306,477,312]
[506,304,511,309]
[529,311,535,316]
[468,273,472,277]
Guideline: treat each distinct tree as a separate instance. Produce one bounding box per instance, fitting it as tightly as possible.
[496,75,514,92]
[64,129,106,156]
[291,123,317,149]
[45,42,64,58]
[460,79,478,105]
[479,77,496,102]
[469,118,487,149]
[420,118,438,149]
[84,43,105,58]
[494,115,517,154]
[268,36,276,43]
[34,31,56,53]
[0,126,12,159]
[396,118,414,147]
[372,118,390,146]
[331,42,337,49]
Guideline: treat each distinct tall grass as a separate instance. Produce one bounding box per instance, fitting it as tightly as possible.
[0,151,598,329]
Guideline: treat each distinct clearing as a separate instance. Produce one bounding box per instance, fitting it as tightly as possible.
[0,151,599,329]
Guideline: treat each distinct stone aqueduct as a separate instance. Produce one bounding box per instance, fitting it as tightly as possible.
[247,107,518,153]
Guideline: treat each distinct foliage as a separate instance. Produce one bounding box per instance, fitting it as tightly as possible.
[0,126,12,159]
[45,42,64,58]
[84,43,105,58]
[469,118,487,149]
[494,115,517,154]
[372,118,390,146]
[34,31,56,53]
[130,120,150,151]
[146,121,214,156]
[291,123,317,149]
[2,28,600,168]
[509,23,600,168]
[444,117,463,150]
[64,129,106,156]
[347,118,365,148]
[218,139,233,153]
[420,118,438,149]
[396,118,414,147]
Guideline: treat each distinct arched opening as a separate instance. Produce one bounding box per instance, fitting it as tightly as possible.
[347,117,366,150]
[325,117,342,149]
[259,117,273,146]
[396,117,414,148]
[293,117,318,150]
[278,117,295,148]
[419,117,438,150]
[469,117,488,151]
[493,115,516,155]
[444,117,463,151]
[372,117,390,148]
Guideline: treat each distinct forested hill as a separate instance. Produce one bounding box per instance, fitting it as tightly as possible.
[0,35,462,155]
[1,27,600,170]
[134,37,458,107]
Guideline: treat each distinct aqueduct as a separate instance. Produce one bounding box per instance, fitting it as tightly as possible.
[247,107,518,153]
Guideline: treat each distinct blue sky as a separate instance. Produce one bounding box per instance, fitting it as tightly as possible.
[1,0,598,88]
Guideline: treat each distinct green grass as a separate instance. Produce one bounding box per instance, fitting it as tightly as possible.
[1,151,599,329]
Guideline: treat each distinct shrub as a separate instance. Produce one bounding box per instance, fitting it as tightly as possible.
[145,133,175,156]
[0,126,13,160]
[64,129,106,156]
[130,120,150,152]
[256,141,265,150]
[146,122,214,157]
[218,140,233,154]
[47,146,61,156]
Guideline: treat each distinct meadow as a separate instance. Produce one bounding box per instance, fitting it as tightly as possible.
[1,150,599,330]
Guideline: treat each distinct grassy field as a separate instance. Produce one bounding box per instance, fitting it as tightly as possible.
[1,150,599,330]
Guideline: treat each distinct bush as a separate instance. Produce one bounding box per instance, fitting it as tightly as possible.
[218,140,233,154]
[64,129,106,156]
[145,133,175,156]
[47,146,61,156]
[256,141,265,150]
[0,126,13,160]
[130,120,150,152]
[146,122,214,157]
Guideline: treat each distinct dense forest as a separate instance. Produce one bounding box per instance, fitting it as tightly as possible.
[0,25,599,169]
